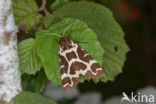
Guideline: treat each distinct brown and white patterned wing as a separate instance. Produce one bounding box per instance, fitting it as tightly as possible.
[76,46,104,79]
[59,37,104,90]
[59,54,80,90]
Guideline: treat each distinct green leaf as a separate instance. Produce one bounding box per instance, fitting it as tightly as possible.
[51,0,68,11]
[18,38,41,75]
[51,1,129,81]
[44,15,61,29]
[13,0,43,31]
[35,31,61,84]
[22,69,47,93]
[14,92,56,104]
[48,18,97,43]
[36,18,104,84]
[99,0,123,21]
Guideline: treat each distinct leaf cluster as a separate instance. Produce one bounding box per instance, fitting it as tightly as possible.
[13,0,129,103]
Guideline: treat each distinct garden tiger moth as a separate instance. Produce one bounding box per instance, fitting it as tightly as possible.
[59,36,104,90]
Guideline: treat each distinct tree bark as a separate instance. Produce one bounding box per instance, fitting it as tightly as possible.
[0,0,21,103]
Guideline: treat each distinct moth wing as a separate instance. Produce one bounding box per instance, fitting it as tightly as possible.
[59,55,80,90]
[59,38,104,90]
[76,46,104,79]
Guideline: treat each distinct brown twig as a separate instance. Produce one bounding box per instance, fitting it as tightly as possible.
[38,0,50,16]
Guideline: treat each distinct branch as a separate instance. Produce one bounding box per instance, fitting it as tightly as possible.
[0,0,21,103]
[38,0,50,16]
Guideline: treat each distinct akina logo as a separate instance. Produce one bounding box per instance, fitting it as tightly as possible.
[121,92,155,103]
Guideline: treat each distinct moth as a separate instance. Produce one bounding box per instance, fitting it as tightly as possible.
[59,36,104,90]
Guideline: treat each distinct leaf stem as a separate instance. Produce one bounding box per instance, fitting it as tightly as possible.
[62,24,72,36]
[45,32,61,38]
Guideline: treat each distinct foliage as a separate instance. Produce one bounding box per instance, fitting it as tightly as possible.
[13,0,43,31]
[13,0,129,103]
[50,1,129,81]
[14,92,56,104]
[18,38,41,75]
[21,69,47,93]
[35,18,104,84]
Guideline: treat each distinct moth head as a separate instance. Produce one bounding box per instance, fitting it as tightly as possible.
[59,37,74,51]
